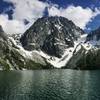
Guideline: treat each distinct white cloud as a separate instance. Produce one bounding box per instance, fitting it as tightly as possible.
[0,0,47,34]
[4,0,47,23]
[0,0,100,34]
[0,14,25,34]
[48,5,100,29]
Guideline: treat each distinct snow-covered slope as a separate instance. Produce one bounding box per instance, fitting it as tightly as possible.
[0,27,53,70]
[19,16,87,68]
[19,16,100,69]
[13,32,88,68]
[64,27,100,69]
[33,34,93,68]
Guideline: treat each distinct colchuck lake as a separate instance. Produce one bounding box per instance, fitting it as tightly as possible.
[0,69,100,100]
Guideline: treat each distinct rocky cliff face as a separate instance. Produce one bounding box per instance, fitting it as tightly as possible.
[0,26,53,70]
[65,27,100,70]
[20,16,85,58]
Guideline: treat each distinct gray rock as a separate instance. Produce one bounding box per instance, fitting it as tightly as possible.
[20,16,84,58]
[0,26,53,70]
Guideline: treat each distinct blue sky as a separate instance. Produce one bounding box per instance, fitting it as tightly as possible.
[40,0,100,8]
[0,0,14,19]
[0,0,100,34]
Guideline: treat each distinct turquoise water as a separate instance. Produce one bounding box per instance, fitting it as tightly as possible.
[0,69,100,100]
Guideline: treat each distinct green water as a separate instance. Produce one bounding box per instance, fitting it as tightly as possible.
[0,69,100,100]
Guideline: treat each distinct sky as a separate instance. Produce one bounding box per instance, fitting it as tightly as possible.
[0,0,100,34]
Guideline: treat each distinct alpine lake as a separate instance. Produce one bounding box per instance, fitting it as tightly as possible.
[0,69,100,100]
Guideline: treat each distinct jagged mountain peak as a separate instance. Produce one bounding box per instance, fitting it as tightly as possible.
[20,16,85,58]
[0,17,100,70]
[35,16,75,26]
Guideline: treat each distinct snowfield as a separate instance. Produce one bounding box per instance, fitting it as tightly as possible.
[9,33,99,68]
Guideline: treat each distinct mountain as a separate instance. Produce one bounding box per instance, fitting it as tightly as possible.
[0,16,100,70]
[20,16,85,58]
[20,16,91,69]
[86,27,100,47]
[87,27,100,41]
[65,27,100,70]
[0,26,53,70]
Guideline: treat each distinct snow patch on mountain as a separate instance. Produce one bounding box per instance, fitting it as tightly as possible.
[9,33,91,68]
[32,41,82,68]
[55,24,62,30]
[9,30,96,69]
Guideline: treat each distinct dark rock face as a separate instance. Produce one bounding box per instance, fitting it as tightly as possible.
[75,49,100,70]
[20,16,84,57]
[64,45,100,70]
[0,25,52,70]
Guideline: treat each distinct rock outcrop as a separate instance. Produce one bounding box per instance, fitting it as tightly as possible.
[20,16,85,58]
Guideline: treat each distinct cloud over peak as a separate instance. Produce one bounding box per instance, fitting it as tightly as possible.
[48,5,100,29]
[0,14,25,34]
[0,0,100,34]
